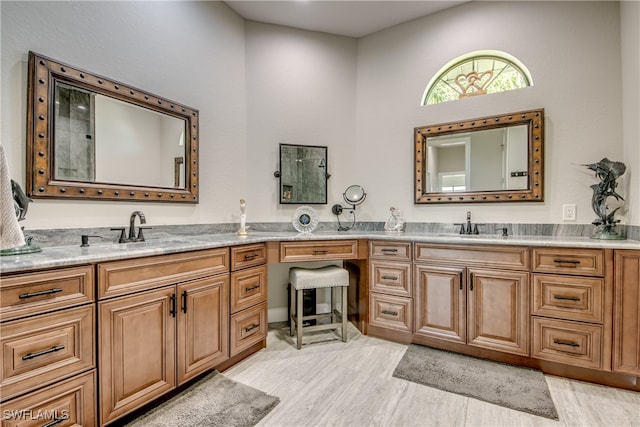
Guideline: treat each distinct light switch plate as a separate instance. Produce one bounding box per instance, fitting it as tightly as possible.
[562,204,577,221]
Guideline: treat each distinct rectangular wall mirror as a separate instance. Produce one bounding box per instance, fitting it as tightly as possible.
[27,51,199,203]
[278,144,328,204]
[414,109,544,204]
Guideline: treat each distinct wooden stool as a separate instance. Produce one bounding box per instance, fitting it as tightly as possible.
[289,265,349,349]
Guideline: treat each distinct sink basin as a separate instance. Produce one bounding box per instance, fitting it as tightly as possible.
[89,238,190,250]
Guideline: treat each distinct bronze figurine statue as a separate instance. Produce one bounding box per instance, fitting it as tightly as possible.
[583,158,626,239]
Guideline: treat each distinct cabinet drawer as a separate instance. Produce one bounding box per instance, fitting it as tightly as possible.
[0,266,94,322]
[369,261,411,297]
[231,243,267,271]
[532,274,604,323]
[280,240,358,262]
[531,317,603,370]
[415,244,529,270]
[0,369,96,427]
[532,247,604,276]
[230,302,267,357]
[369,241,411,261]
[0,305,95,401]
[231,266,267,314]
[98,248,229,299]
[368,293,413,334]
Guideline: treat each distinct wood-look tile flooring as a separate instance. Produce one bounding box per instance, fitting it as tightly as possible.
[224,323,640,427]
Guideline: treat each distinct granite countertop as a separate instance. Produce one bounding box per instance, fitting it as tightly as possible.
[2,230,639,274]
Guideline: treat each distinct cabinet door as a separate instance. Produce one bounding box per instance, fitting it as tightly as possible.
[613,250,640,375]
[467,268,529,356]
[177,275,229,385]
[99,287,176,425]
[414,265,466,344]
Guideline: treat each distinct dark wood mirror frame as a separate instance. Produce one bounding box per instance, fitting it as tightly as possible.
[414,108,544,204]
[26,51,199,203]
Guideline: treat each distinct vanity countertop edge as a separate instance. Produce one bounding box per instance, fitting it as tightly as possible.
[1,231,639,274]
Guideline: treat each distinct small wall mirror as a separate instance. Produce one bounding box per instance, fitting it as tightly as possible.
[414,109,544,203]
[276,144,328,204]
[26,52,199,203]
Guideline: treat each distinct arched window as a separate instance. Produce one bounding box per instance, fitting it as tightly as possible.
[422,51,532,105]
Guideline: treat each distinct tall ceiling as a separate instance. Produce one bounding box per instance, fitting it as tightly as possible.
[224,1,468,38]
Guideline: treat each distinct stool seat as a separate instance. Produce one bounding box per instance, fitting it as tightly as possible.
[289,265,349,349]
[290,265,349,290]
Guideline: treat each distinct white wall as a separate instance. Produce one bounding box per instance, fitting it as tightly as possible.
[620,0,640,226]
[1,1,247,229]
[2,1,637,229]
[355,1,627,226]
[244,21,358,222]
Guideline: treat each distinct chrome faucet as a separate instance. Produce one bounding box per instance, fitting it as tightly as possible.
[128,211,146,240]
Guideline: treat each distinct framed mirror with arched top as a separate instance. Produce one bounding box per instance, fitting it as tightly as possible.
[414,108,544,204]
[26,51,199,203]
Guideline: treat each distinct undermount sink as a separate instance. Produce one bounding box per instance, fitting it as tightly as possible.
[89,238,190,250]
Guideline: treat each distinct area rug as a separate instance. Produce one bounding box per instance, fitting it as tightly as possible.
[126,371,280,426]
[393,344,559,420]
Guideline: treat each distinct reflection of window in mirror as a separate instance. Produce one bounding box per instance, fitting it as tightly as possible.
[441,173,466,192]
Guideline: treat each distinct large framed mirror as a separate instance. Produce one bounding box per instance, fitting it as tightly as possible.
[276,144,328,204]
[414,108,544,204]
[26,52,199,203]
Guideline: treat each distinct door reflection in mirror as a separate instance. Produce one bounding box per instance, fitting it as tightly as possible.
[426,124,528,193]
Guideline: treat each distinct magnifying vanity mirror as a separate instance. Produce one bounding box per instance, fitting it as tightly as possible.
[26,52,199,202]
[414,108,544,204]
[275,144,328,204]
[332,185,366,231]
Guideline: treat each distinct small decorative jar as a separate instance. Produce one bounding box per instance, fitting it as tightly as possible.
[384,206,405,233]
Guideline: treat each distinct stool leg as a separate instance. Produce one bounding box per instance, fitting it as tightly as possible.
[341,285,348,342]
[289,283,295,337]
[296,288,303,349]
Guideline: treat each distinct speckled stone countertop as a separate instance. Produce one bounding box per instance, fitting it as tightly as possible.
[2,230,639,274]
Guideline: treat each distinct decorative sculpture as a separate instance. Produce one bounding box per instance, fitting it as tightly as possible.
[583,158,626,240]
[237,199,248,236]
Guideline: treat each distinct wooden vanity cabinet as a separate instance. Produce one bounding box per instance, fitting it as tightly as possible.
[414,244,530,356]
[530,247,612,371]
[368,241,413,343]
[230,244,268,357]
[0,265,96,426]
[97,248,230,425]
[613,250,640,376]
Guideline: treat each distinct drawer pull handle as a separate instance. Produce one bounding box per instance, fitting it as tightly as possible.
[182,290,188,313]
[459,272,463,290]
[18,288,63,299]
[381,248,398,253]
[381,275,398,281]
[553,258,581,265]
[170,294,177,318]
[22,345,65,360]
[469,272,474,291]
[245,284,260,292]
[42,416,69,427]
[381,309,398,316]
[244,253,259,260]
[554,295,581,302]
[554,339,580,347]
[245,323,260,333]
[313,249,329,254]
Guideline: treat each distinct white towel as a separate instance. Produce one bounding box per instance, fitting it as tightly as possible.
[0,143,25,250]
